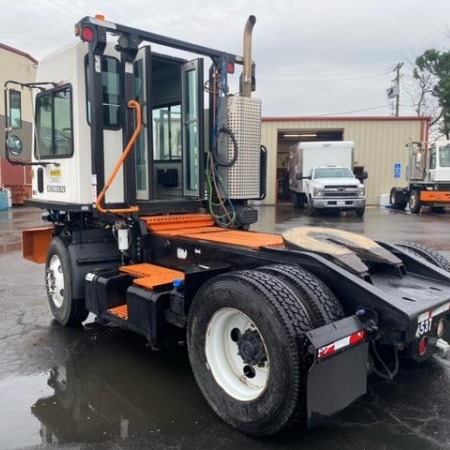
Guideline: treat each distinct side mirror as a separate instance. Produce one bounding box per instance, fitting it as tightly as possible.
[6,135,23,156]
[361,171,368,180]
[8,90,22,130]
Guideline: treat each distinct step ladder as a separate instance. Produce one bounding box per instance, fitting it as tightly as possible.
[108,263,184,320]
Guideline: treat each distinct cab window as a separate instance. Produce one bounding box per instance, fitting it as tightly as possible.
[153,104,181,160]
[439,145,450,168]
[85,56,121,129]
[35,85,73,159]
[429,147,437,169]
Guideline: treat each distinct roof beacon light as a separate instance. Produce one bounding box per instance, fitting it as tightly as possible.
[226,62,235,74]
[95,14,106,21]
[81,26,95,42]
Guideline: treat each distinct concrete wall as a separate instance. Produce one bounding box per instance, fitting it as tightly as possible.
[261,117,428,205]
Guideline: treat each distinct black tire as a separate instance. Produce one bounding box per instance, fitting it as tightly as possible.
[45,237,88,326]
[307,196,317,216]
[257,264,344,327]
[355,207,365,218]
[187,270,313,436]
[393,241,450,272]
[389,188,407,210]
[293,192,304,209]
[409,189,421,214]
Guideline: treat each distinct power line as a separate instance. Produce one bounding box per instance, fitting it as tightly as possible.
[316,105,389,116]
[258,68,388,78]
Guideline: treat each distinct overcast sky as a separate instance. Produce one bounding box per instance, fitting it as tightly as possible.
[1,0,450,117]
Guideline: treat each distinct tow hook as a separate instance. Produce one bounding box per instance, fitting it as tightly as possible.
[435,338,450,358]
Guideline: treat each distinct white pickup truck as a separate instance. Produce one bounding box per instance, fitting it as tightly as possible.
[289,141,366,216]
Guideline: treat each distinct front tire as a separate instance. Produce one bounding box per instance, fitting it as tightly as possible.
[355,207,365,217]
[45,237,88,326]
[293,192,304,209]
[307,196,318,216]
[187,270,313,436]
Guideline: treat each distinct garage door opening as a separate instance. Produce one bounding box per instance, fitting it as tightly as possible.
[276,129,344,202]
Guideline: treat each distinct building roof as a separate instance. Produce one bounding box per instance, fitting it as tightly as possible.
[0,43,37,64]
[262,116,430,123]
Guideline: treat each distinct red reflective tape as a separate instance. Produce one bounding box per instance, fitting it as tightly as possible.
[318,344,336,359]
[317,329,366,360]
[349,330,366,345]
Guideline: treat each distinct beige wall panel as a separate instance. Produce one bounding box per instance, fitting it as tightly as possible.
[261,119,425,205]
[0,48,37,121]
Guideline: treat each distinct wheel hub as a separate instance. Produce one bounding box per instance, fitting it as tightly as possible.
[47,255,65,308]
[237,329,267,366]
[205,307,270,401]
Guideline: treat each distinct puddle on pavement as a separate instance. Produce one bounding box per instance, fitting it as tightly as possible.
[0,373,53,449]
[0,323,231,449]
[1,321,450,449]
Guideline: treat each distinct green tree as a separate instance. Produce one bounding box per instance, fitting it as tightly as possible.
[413,48,450,138]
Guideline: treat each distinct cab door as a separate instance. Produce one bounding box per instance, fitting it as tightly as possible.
[181,59,204,198]
[134,46,152,200]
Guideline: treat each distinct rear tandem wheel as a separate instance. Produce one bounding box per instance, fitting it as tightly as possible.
[389,188,407,210]
[393,241,450,272]
[187,270,315,436]
[257,264,344,326]
[409,189,422,214]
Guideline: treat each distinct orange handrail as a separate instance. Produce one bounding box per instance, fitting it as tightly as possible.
[96,100,143,215]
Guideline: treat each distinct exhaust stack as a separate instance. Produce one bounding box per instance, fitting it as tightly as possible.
[241,15,256,97]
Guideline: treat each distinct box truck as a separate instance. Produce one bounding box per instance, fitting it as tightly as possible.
[289,141,366,216]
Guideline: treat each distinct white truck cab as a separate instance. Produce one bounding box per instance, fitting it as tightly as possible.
[306,166,366,216]
[289,141,366,216]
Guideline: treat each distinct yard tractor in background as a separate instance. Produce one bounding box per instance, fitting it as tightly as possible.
[390,140,450,213]
[3,15,450,437]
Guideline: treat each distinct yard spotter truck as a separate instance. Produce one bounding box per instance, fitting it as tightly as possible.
[390,140,450,213]
[4,15,450,437]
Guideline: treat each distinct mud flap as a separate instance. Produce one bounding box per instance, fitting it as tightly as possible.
[306,316,368,427]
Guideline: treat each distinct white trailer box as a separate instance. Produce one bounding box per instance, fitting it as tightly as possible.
[289,141,366,216]
[289,141,354,193]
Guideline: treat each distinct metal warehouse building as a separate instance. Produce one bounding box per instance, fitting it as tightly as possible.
[261,116,429,205]
[0,43,37,202]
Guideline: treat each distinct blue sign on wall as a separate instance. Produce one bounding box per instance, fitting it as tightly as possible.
[394,162,402,179]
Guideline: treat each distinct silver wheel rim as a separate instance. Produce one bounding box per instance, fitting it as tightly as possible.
[205,307,270,401]
[47,254,65,308]
[410,192,418,209]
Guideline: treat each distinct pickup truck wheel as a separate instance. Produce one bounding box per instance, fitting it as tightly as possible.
[409,190,421,214]
[45,237,88,326]
[257,264,344,326]
[293,192,304,209]
[187,270,313,436]
[393,241,450,272]
[307,197,317,216]
[355,207,365,217]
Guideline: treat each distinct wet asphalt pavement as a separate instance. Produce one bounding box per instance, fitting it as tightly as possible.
[1,205,450,449]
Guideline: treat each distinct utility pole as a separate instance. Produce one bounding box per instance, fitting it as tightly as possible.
[393,62,403,116]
